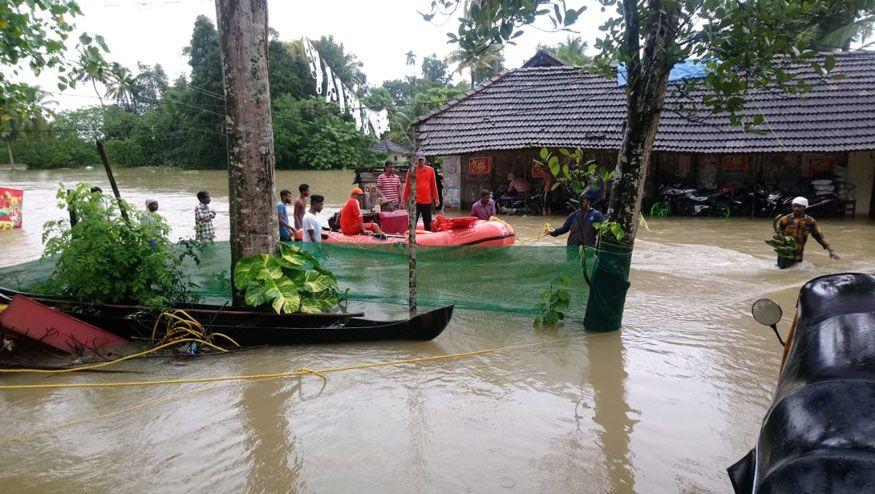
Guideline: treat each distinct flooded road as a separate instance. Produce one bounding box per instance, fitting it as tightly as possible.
[1,168,873,492]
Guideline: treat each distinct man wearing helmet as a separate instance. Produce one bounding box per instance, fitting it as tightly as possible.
[775,196,840,267]
[549,190,606,247]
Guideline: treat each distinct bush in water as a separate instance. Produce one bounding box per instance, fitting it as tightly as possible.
[535,276,572,326]
[39,183,201,309]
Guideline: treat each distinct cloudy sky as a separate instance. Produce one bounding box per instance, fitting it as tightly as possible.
[28,0,607,109]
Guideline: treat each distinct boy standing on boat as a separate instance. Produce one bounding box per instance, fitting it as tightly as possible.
[294,184,310,230]
[194,191,216,243]
[549,191,605,247]
[775,196,839,267]
[302,195,325,243]
[377,161,402,211]
[402,151,439,231]
[277,189,295,242]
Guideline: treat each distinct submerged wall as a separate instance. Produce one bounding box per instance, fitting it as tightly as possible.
[848,151,875,217]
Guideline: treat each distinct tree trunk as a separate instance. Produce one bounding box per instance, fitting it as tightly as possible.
[5,140,13,166]
[214,0,278,305]
[583,0,679,331]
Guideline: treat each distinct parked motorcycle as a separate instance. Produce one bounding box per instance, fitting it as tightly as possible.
[649,184,732,218]
[497,192,542,216]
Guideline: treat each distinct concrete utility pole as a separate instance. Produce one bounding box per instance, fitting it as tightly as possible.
[214,0,278,305]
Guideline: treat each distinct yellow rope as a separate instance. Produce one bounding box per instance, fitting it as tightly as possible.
[0,336,583,390]
[0,336,588,444]
[0,338,227,375]
[516,222,553,246]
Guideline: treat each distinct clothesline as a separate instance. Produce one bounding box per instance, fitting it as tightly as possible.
[303,38,390,137]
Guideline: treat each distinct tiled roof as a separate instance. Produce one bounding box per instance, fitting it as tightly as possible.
[521,49,569,68]
[371,139,412,154]
[412,51,875,155]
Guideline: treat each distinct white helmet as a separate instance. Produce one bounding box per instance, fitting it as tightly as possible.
[791,196,809,208]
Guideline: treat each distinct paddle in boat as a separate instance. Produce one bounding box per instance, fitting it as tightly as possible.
[728,273,875,493]
[0,287,452,347]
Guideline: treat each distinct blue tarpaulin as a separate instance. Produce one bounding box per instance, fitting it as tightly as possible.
[617,59,713,86]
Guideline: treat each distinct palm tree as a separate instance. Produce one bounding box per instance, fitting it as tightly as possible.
[104,63,136,110]
[538,36,592,66]
[446,45,503,87]
[1,87,51,166]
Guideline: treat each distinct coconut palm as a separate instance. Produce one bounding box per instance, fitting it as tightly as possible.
[1,87,51,166]
[446,44,504,87]
[104,63,136,110]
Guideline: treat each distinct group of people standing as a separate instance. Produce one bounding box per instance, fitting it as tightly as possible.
[276,184,325,243]
[362,152,441,231]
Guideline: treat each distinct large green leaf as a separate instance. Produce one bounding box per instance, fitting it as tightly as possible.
[295,270,334,293]
[234,254,282,289]
[244,281,267,307]
[278,243,320,269]
[263,277,301,314]
[299,295,324,314]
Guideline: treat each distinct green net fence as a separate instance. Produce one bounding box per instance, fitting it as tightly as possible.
[0,242,601,320]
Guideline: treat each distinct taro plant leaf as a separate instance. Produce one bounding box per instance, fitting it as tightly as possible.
[234,254,282,289]
[264,277,301,314]
[296,270,334,293]
[244,282,267,307]
[299,295,324,314]
[279,243,320,269]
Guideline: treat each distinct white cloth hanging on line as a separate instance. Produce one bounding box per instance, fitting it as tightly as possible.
[324,65,338,102]
[303,39,323,96]
[334,73,346,112]
[367,110,381,137]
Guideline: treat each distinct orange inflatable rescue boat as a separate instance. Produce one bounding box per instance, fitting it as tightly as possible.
[298,213,516,247]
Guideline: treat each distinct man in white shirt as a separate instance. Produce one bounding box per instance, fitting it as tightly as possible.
[302,194,325,243]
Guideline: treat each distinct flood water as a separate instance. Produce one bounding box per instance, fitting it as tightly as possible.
[1,168,873,492]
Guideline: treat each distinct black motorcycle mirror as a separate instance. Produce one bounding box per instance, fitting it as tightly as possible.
[751,298,785,346]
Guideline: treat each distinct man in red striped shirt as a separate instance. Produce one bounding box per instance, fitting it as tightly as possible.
[402,152,440,231]
[376,160,402,210]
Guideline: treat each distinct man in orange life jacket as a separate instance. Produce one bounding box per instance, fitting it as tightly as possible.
[402,151,440,231]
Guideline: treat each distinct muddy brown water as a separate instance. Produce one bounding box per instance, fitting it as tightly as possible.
[1,168,873,492]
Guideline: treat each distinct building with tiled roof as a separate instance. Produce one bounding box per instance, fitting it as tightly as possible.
[412,51,875,217]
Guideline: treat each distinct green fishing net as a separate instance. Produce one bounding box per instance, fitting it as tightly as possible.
[0,242,600,320]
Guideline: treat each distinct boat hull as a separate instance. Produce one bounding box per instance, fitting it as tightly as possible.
[0,288,452,346]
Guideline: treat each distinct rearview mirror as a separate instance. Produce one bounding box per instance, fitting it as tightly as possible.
[752,299,782,327]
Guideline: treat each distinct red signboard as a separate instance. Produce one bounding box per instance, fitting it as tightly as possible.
[469,156,491,175]
[531,162,546,178]
[803,154,837,176]
[721,154,748,171]
[0,187,23,230]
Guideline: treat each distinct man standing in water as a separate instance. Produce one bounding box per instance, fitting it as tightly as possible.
[402,151,439,231]
[294,184,310,230]
[143,198,160,246]
[277,189,295,242]
[194,191,216,243]
[775,196,840,267]
[549,191,605,247]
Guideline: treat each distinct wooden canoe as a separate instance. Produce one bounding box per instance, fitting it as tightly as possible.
[0,288,452,346]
